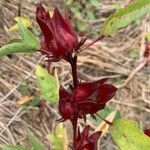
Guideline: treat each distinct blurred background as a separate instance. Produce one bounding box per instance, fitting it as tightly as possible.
[0,0,150,149]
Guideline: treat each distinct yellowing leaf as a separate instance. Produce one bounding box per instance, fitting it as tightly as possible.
[47,123,68,150]
[5,17,32,32]
[16,96,34,105]
[110,119,150,150]
[146,32,150,41]
[94,110,117,137]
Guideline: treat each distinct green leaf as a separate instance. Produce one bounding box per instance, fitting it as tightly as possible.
[0,43,38,56]
[89,107,121,126]
[110,119,150,150]
[17,21,39,48]
[47,123,68,150]
[2,145,29,150]
[103,0,150,35]
[28,134,45,150]
[129,50,139,59]
[71,7,81,19]
[35,66,59,103]
[86,11,96,20]
[89,0,100,8]
[0,20,39,56]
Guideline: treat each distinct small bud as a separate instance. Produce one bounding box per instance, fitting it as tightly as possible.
[75,126,101,150]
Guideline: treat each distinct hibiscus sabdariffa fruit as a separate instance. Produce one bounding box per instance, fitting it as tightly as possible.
[36,3,78,61]
[59,78,117,122]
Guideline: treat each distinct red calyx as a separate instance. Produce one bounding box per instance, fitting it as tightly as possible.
[58,78,117,122]
[75,126,101,150]
[36,3,78,61]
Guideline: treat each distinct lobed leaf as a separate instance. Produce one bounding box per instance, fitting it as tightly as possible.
[0,20,39,56]
[110,119,150,150]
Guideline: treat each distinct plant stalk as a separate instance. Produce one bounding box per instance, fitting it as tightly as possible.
[67,53,78,88]
[72,117,78,149]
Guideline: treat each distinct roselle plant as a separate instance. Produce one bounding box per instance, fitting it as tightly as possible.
[36,4,117,148]
[1,0,150,150]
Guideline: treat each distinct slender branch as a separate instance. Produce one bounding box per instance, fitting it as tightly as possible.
[66,53,79,148]
[18,0,22,16]
[80,35,105,51]
[95,113,113,126]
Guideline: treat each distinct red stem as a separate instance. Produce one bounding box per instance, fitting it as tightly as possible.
[80,35,104,51]
[67,53,78,88]
[72,117,78,149]
[66,53,79,148]
[47,61,51,74]
[71,56,78,88]
[96,113,113,126]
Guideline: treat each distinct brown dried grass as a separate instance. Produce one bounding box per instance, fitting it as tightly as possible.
[0,0,150,150]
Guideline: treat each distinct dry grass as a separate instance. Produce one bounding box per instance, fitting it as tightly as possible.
[0,0,150,150]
